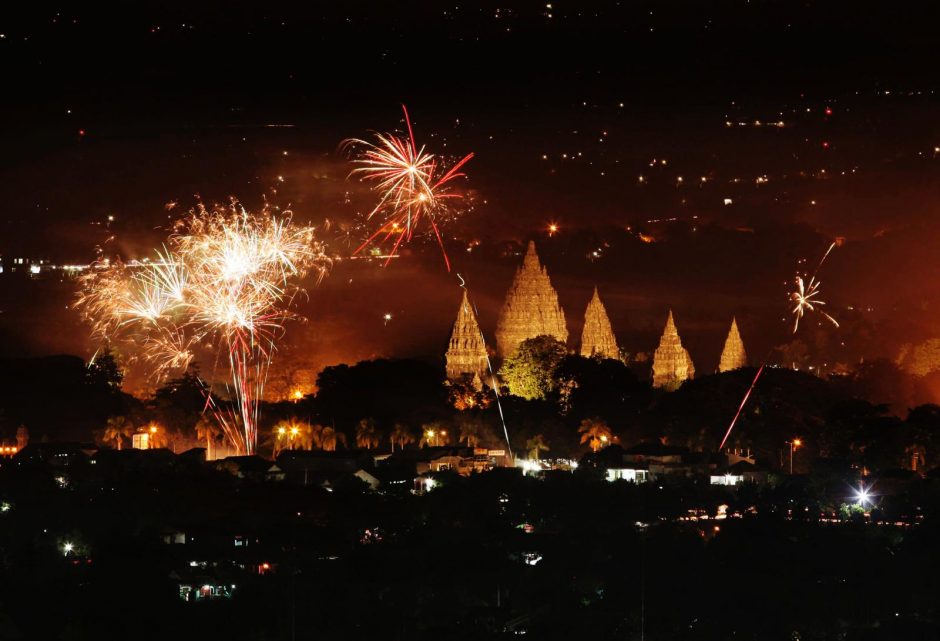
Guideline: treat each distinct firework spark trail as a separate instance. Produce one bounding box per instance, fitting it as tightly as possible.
[719,241,839,452]
[76,200,330,454]
[457,272,514,462]
[343,105,474,271]
[717,364,764,451]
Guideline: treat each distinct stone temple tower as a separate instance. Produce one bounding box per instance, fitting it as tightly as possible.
[445,290,490,384]
[718,317,748,372]
[580,287,619,360]
[496,241,568,358]
[652,310,695,390]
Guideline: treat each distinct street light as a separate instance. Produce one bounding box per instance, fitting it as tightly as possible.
[855,485,872,507]
[785,438,802,474]
[289,426,299,450]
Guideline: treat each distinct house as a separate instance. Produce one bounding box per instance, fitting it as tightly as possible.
[606,466,650,483]
[711,459,770,485]
[623,442,717,478]
[267,450,378,488]
[214,455,270,481]
[172,571,237,602]
[386,446,497,476]
[13,442,97,467]
[589,443,718,482]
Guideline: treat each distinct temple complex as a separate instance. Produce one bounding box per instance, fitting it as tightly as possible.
[495,241,568,357]
[718,317,748,372]
[445,290,490,384]
[652,310,695,390]
[580,287,619,360]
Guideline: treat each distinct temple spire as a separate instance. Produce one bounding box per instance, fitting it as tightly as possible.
[652,309,695,390]
[495,240,568,357]
[445,290,489,385]
[580,287,619,360]
[718,317,748,372]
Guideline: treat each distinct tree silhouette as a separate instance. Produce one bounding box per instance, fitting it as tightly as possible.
[355,418,380,449]
[526,434,549,460]
[194,416,221,459]
[459,420,482,448]
[102,416,134,450]
[319,426,347,451]
[578,417,612,453]
[390,423,415,451]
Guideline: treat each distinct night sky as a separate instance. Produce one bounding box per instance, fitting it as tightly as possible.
[3,1,940,390]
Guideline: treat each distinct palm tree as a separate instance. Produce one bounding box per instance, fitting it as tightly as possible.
[195,416,221,459]
[390,423,415,452]
[526,434,550,460]
[355,419,380,449]
[102,416,134,450]
[319,426,347,452]
[578,417,612,453]
[459,420,482,448]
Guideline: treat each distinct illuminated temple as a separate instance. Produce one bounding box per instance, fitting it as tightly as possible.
[580,287,619,360]
[495,241,568,357]
[652,310,695,390]
[445,290,490,384]
[718,317,748,372]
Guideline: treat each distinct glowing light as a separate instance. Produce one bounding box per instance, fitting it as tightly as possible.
[63,542,74,555]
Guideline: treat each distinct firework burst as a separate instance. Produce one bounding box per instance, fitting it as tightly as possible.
[76,200,330,454]
[790,274,839,333]
[343,105,474,271]
[789,241,839,333]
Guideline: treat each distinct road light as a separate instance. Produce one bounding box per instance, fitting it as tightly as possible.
[785,438,802,474]
[855,485,872,507]
[63,542,73,556]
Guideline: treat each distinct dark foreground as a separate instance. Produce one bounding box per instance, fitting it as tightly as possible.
[1,454,939,641]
